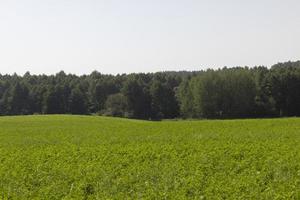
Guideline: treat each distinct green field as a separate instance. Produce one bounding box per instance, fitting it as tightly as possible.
[0,115,300,199]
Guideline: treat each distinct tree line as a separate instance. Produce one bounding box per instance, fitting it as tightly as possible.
[0,61,299,119]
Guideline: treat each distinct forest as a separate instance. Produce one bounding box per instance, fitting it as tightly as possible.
[0,60,299,119]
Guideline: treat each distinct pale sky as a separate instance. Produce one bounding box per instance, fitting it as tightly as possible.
[0,0,300,75]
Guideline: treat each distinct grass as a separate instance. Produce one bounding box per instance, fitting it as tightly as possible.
[0,115,300,199]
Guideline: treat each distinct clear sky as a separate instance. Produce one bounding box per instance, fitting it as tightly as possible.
[0,0,300,75]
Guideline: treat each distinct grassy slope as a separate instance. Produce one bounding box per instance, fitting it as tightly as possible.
[0,115,300,199]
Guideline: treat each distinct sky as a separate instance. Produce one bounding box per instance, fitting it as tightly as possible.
[0,0,300,75]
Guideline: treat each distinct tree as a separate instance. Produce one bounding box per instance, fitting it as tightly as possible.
[266,63,300,116]
[43,85,69,114]
[252,67,276,117]
[103,93,127,117]
[122,76,151,119]
[89,78,118,113]
[9,82,30,115]
[69,88,88,114]
[183,68,257,119]
[176,78,195,118]
[150,80,179,119]
[0,61,299,119]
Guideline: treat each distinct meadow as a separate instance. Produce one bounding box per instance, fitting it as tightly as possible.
[0,115,300,199]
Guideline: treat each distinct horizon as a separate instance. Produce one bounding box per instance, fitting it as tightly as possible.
[1,59,299,76]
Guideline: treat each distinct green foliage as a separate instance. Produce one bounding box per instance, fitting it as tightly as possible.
[0,115,300,199]
[8,82,31,115]
[177,78,196,118]
[190,68,257,118]
[150,77,179,119]
[43,85,70,114]
[69,88,88,114]
[266,63,300,116]
[0,61,300,119]
[103,93,127,117]
[177,62,300,119]
[122,75,152,119]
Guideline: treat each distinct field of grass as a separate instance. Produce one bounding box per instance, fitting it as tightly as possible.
[0,115,300,199]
